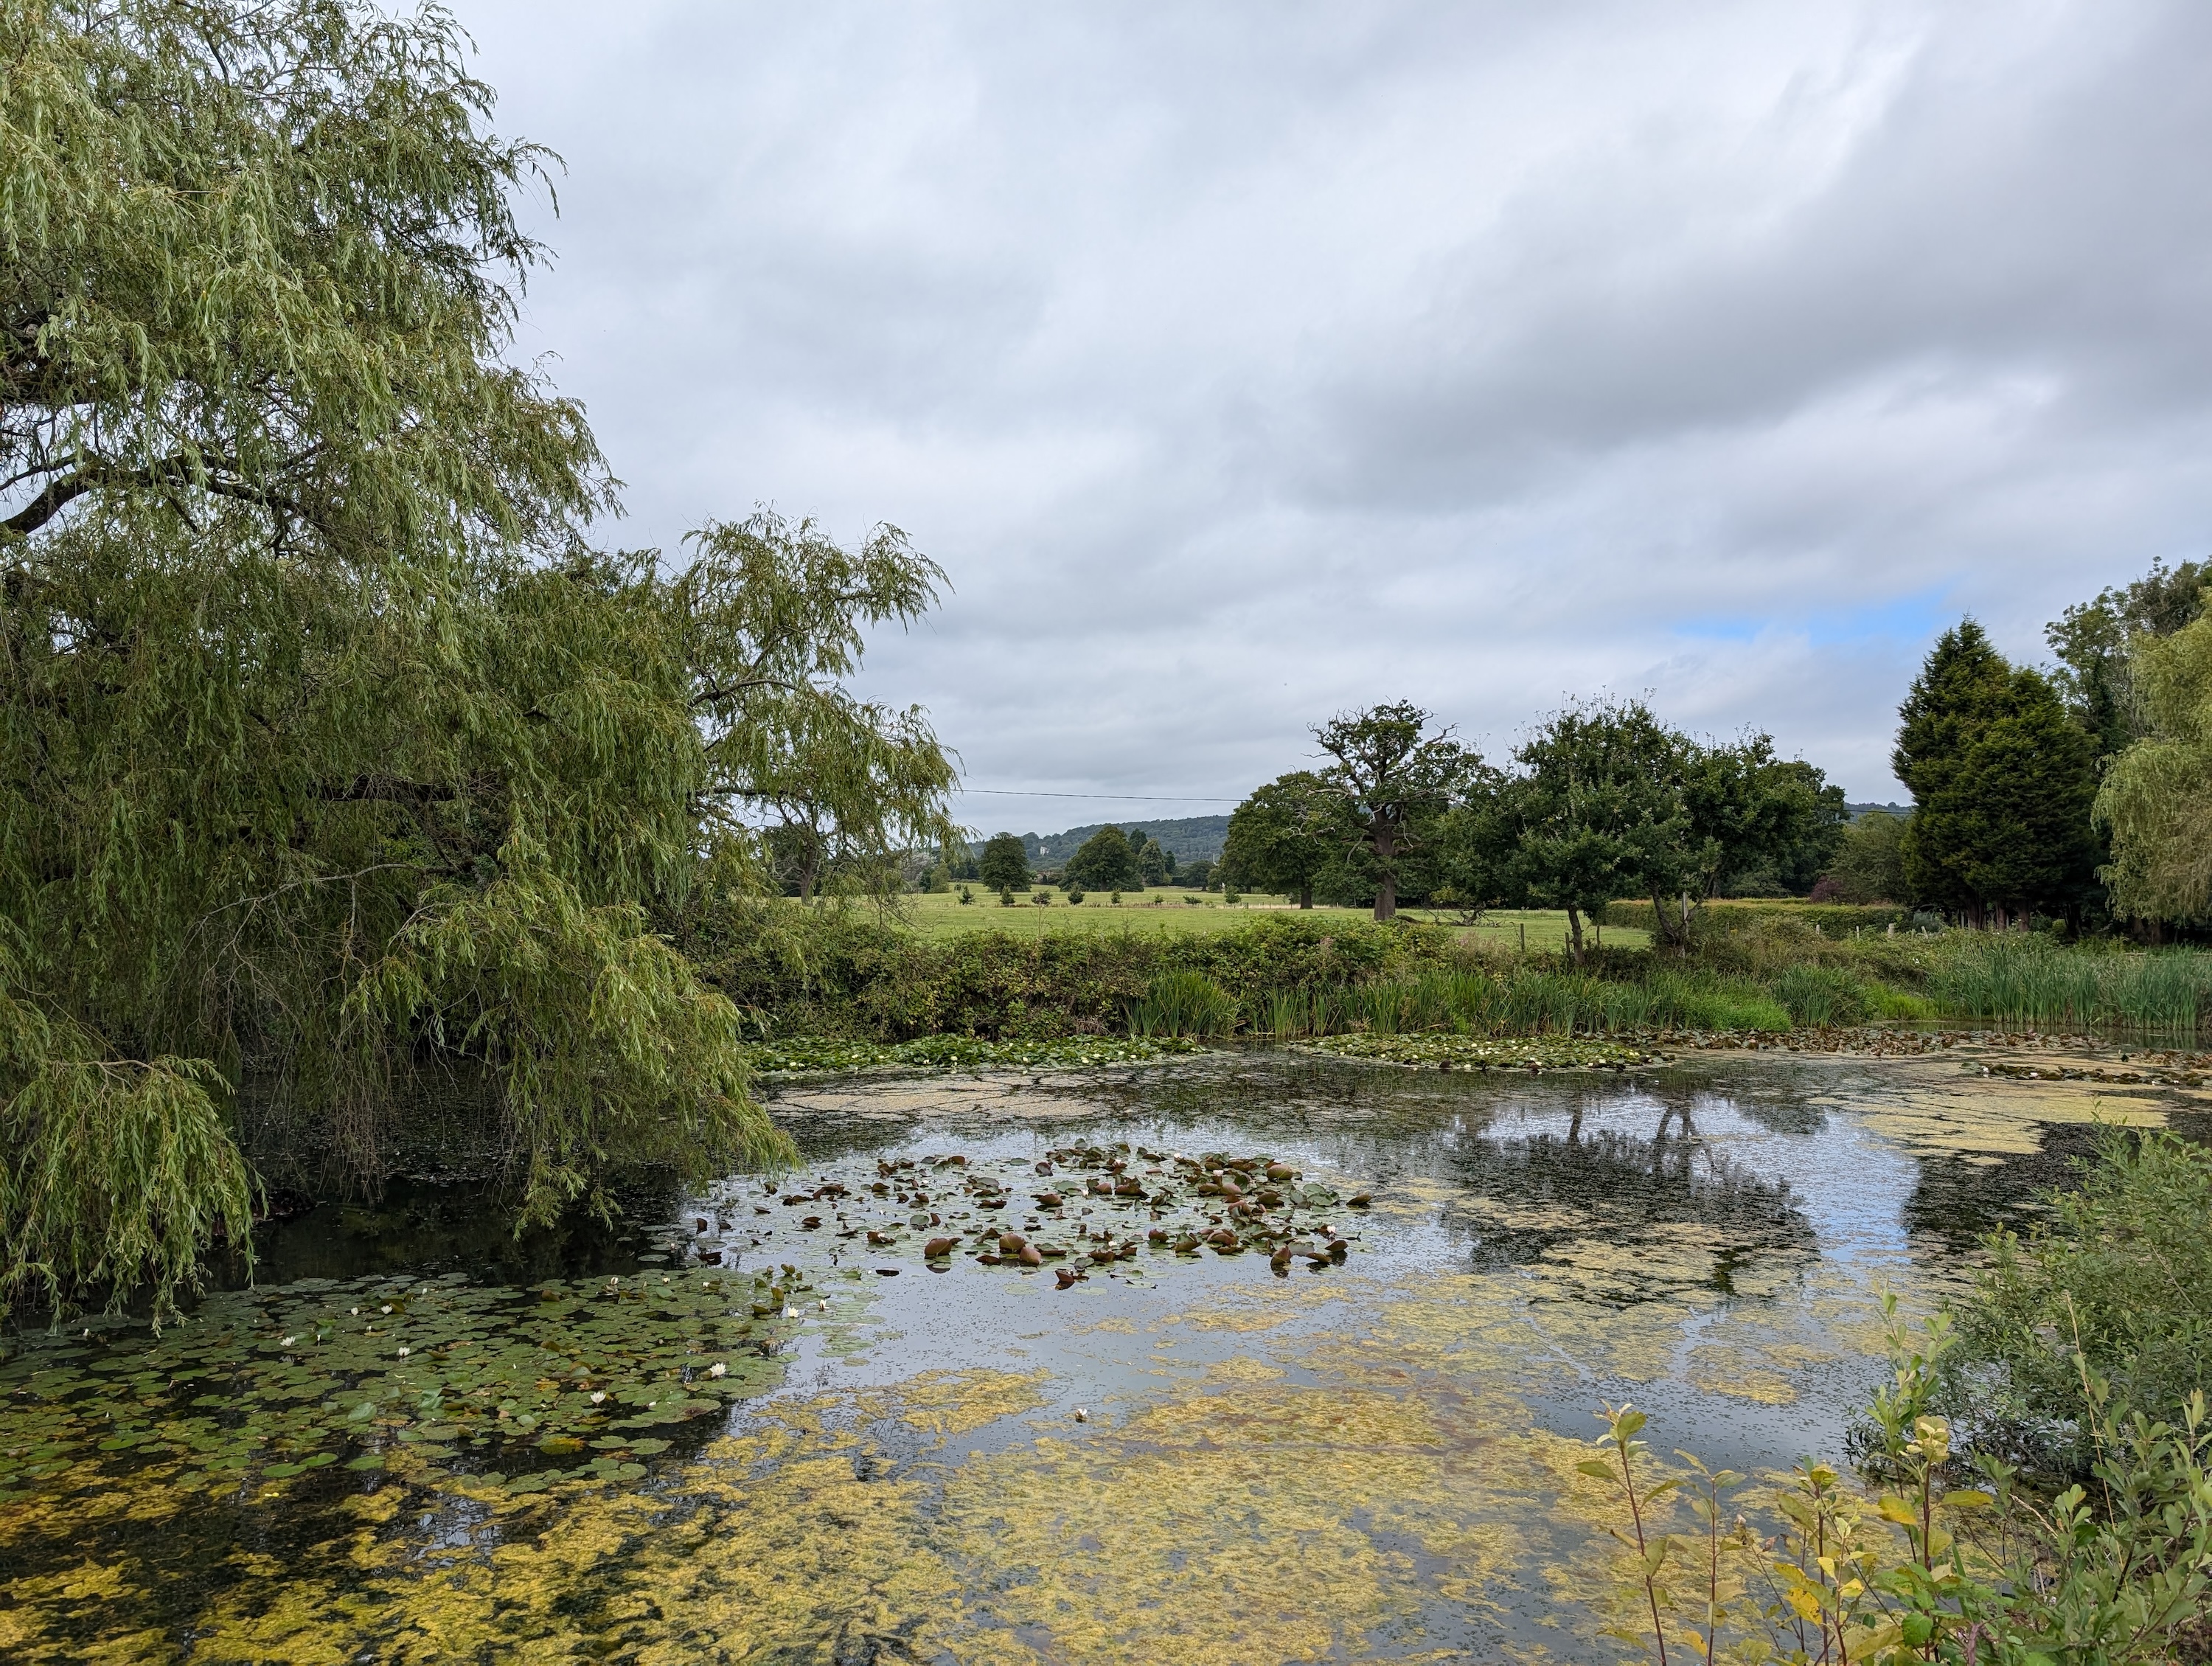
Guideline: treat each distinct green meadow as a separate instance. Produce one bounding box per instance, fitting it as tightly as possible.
[894,888,1647,951]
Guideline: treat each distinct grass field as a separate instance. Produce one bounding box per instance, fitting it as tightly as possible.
[890,888,1647,951]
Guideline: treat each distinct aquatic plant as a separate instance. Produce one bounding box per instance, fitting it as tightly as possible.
[1770,964,1872,1029]
[1301,1033,1650,1069]
[1930,937,2212,1033]
[1127,971,1239,1038]
[742,1034,1203,1073]
[0,1268,803,1502]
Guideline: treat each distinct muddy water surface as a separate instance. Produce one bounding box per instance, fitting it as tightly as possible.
[1,1048,2198,1664]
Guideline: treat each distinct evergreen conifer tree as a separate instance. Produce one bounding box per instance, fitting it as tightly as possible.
[1895,622,2099,922]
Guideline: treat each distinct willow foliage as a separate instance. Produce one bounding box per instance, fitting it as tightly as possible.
[2096,602,2212,924]
[1,1,953,1314]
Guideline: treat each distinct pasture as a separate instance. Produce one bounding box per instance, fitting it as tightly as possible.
[892,889,1649,951]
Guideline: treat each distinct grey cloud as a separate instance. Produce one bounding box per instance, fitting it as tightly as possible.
[462,0,2212,808]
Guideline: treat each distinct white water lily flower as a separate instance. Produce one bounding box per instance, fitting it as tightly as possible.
[782,1305,797,1318]
[589,1390,606,1404]
[707,1362,728,1379]
[396,1347,410,1358]
[280,1336,297,1347]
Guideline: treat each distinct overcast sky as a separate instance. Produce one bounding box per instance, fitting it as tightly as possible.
[457,0,2212,825]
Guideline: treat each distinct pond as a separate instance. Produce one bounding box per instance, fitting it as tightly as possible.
[1,1044,2198,1664]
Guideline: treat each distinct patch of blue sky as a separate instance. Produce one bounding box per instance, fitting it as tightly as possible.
[1674,589,1955,650]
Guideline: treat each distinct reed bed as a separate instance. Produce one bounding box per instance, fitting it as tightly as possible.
[1929,937,2212,1033]
[1247,966,1807,1038]
[1133,929,2204,1045]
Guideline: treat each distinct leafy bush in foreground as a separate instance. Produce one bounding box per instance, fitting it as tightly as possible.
[1952,1131,2212,1465]
[1586,1296,2212,1665]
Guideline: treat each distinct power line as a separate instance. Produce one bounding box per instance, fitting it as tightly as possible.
[954,787,1240,803]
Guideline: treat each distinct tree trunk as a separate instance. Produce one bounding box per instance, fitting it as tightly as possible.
[1298,885,1312,909]
[796,831,821,903]
[1565,905,1585,962]
[1372,822,1397,921]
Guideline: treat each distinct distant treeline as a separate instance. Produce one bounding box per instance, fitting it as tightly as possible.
[1206,558,2212,946]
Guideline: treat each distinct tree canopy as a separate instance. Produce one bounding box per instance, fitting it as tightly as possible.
[1221,772,1339,908]
[1473,701,1684,959]
[1817,810,1908,904]
[1312,703,1477,921]
[1895,622,2098,923]
[1441,703,1837,956]
[1063,827,1138,893]
[2047,558,2208,763]
[978,833,1032,893]
[2096,600,2212,925]
[0,0,954,1316]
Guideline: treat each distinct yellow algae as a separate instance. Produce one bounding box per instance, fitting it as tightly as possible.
[933,1385,1548,1665]
[1203,1353,1286,1385]
[1457,1198,1590,1233]
[175,1410,966,1665]
[1174,1277,1354,1333]
[1684,1347,1798,1405]
[855,1367,1051,1437]
[1829,1070,2171,1160]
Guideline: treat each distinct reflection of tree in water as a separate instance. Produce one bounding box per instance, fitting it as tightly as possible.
[1440,1090,1815,1278]
[240,1169,686,1288]
[1900,1120,2106,1254]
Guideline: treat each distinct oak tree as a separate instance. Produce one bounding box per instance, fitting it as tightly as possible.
[1312,704,1476,921]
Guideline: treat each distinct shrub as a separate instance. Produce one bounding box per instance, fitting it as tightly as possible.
[1954,1130,2212,1460]
[1585,1297,2212,1665]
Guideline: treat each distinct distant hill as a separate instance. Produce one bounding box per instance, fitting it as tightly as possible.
[984,804,1901,867]
[1012,814,1234,867]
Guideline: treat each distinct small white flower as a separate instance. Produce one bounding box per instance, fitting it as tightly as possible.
[782,1305,797,1319]
[380,1305,392,1314]
[707,1362,728,1379]
[396,1347,411,1358]
[589,1390,606,1404]
[281,1336,297,1348]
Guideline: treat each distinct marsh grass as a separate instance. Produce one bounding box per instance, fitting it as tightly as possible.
[1931,938,2212,1035]
[1127,971,1239,1038]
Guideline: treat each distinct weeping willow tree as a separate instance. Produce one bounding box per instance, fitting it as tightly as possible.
[0,0,956,1315]
[2096,600,2212,926]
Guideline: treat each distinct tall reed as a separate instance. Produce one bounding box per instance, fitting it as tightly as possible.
[1127,971,1239,1038]
[1931,937,2211,1034]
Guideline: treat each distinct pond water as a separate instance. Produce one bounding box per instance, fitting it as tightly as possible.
[0,1047,2196,1664]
